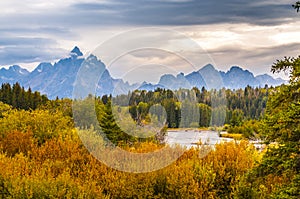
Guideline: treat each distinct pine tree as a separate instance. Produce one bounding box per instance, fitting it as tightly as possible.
[254,56,300,197]
[98,98,135,145]
[293,1,300,12]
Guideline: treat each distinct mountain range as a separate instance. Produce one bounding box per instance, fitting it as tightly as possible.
[0,47,286,99]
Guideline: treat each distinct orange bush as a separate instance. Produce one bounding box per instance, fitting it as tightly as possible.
[0,131,35,157]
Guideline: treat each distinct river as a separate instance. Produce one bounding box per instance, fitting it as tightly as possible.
[165,130,234,149]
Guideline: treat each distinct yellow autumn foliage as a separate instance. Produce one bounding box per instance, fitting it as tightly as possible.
[0,108,261,198]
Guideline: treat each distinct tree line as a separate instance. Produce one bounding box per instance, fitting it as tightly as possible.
[0,82,271,143]
[113,86,270,128]
[0,82,48,110]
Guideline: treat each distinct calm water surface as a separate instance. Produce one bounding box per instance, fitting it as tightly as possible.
[165,130,233,148]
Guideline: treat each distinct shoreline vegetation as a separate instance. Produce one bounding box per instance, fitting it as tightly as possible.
[219,132,244,140]
[167,127,210,132]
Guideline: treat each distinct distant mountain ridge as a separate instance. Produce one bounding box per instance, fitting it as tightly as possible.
[0,47,286,99]
[151,64,286,91]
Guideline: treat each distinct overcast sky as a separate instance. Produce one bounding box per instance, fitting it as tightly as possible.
[0,0,299,80]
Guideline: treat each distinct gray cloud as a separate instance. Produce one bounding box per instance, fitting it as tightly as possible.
[208,42,300,75]
[0,37,55,46]
[69,0,296,26]
[0,25,77,66]
[0,0,298,71]
[0,46,66,65]
[1,0,295,28]
[0,36,67,65]
[0,27,76,38]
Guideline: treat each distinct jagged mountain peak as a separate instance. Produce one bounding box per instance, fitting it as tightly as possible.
[70,46,83,57]
[229,66,242,70]
[8,65,29,75]
[10,65,21,70]
[0,65,29,85]
[223,65,258,89]
[228,66,250,73]
[197,64,224,89]
[256,74,271,78]
[138,82,166,91]
[161,74,175,78]
[86,54,99,62]
[33,63,52,73]
[198,64,215,72]
[0,47,288,99]
[256,74,286,87]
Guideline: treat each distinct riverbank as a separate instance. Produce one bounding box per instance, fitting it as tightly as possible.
[167,128,209,132]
